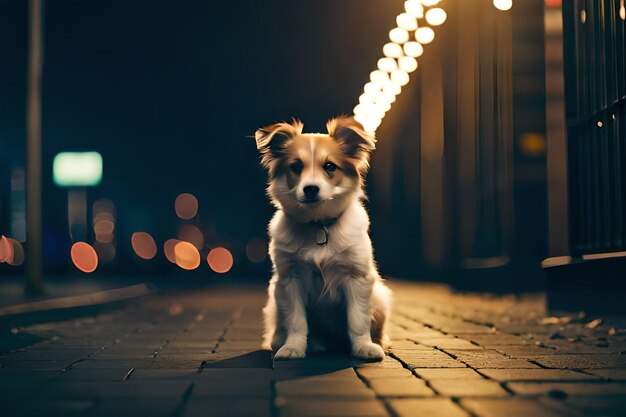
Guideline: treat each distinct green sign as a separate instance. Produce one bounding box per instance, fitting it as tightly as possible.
[53,152,103,187]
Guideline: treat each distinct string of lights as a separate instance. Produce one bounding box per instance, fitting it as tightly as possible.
[353,0,514,133]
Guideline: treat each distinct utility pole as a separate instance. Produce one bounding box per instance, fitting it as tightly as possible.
[26,0,44,293]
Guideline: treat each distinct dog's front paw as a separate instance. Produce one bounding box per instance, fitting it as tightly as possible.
[352,342,385,361]
[274,344,306,360]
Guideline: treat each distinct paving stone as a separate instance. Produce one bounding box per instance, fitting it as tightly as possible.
[3,282,626,416]
[479,369,599,382]
[0,359,68,370]
[392,352,467,369]
[388,397,471,417]
[507,381,626,396]
[356,367,414,379]
[469,334,531,346]
[356,356,405,369]
[584,368,626,380]
[6,348,96,361]
[558,396,626,417]
[389,340,433,350]
[86,398,176,417]
[472,359,542,369]
[413,368,484,380]
[532,354,626,369]
[0,369,59,381]
[461,398,580,417]
[277,398,389,417]
[417,337,483,350]
[277,378,374,398]
[54,368,130,381]
[185,397,271,417]
[368,377,435,397]
[494,346,561,357]
[438,323,495,334]
[9,400,96,417]
[429,379,509,397]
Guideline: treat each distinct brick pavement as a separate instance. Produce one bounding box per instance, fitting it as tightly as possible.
[1,281,625,416]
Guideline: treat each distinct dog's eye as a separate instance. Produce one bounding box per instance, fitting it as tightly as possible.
[289,160,303,174]
[324,162,337,173]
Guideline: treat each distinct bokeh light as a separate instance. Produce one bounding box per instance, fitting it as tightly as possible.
[425,8,447,26]
[377,57,398,72]
[493,0,513,11]
[93,199,116,244]
[174,241,201,270]
[398,56,419,73]
[391,70,410,86]
[370,70,389,84]
[403,41,424,57]
[404,0,424,18]
[93,219,115,243]
[71,242,98,273]
[0,236,13,263]
[415,27,435,44]
[175,193,198,220]
[396,13,418,31]
[94,242,116,263]
[177,224,205,250]
[382,42,403,58]
[168,303,184,316]
[389,27,409,44]
[7,238,24,266]
[246,238,268,263]
[164,239,181,264]
[207,247,234,273]
[131,232,157,260]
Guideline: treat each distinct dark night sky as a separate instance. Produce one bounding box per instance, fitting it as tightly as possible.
[0,0,401,272]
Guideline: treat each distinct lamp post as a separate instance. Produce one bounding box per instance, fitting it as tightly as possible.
[25,0,43,293]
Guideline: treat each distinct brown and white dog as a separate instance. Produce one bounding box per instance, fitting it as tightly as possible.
[255,116,391,360]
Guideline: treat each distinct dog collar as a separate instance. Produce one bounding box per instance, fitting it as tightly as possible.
[310,218,338,246]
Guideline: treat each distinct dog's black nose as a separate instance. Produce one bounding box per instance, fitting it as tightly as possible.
[303,185,319,200]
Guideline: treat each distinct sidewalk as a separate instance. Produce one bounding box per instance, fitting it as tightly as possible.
[1,280,625,417]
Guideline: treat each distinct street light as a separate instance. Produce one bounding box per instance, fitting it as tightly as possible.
[53,151,103,252]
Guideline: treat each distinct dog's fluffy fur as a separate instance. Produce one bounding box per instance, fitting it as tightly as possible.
[255,116,392,361]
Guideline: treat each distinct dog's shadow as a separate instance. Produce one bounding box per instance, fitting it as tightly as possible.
[201,349,366,381]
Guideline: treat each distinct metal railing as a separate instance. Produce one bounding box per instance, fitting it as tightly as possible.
[563,0,626,255]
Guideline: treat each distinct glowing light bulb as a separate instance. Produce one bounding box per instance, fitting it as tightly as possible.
[359,94,373,105]
[404,0,424,18]
[383,83,402,96]
[425,8,447,26]
[383,42,403,58]
[390,70,410,87]
[396,13,418,31]
[355,115,381,133]
[398,56,418,73]
[389,27,409,44]
[370,70,390,84]
[420,0,440,6]
[377,101,392,112]
[377,57,398,72]
[364,82,381,95]
[415,27,435,44]
[403,41,424,57]
[493,0,513,11]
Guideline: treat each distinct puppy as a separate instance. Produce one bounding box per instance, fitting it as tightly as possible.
[255,115,392,361]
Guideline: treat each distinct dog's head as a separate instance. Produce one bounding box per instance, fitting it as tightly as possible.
[255,116,376,222]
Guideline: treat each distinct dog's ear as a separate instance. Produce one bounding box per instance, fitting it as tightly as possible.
[255,119,303,173]
[327,115,376,168]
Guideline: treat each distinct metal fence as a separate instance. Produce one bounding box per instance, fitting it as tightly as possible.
[563,0,626,255]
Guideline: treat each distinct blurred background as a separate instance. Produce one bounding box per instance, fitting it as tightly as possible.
[1,0,623,300]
